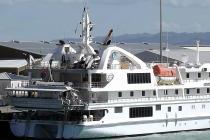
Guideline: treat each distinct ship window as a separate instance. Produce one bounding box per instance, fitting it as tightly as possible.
[129,107,153,118]
[168,106,171,112]
[202,104,205,109]
[178,106,182,111]
[156,104,161,111]
[153,90,156,96]
[207,88,210,93]
[130,91,134,97]
[82,73,88,82]
[91,74,101,82]
[209,72,210,77]
[175,89,178,95]
[203,68,207,71]
[197,89,200,94]
[142,91,145,96]
[118,92,122,97]
[198,73,201,78]
[115,107,123,113]
[127,73,151,84]
[186,89,190,94]
[65,47,69,53]
[186,73,189,78]
[164,90,168,95]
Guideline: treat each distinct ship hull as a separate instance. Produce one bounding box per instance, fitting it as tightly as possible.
[10,116,210,139]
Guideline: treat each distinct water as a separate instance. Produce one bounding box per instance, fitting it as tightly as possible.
[105,130,210,140]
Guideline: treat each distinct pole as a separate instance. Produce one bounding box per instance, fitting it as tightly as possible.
[160,0,163,63]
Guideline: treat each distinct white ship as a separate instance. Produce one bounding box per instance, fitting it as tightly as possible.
[6,6,210,139]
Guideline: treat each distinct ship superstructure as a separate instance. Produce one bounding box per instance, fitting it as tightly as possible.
[5,6,210,139]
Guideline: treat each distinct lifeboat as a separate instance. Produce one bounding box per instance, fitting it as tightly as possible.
[153,64,177,85]
[153,64,176,77]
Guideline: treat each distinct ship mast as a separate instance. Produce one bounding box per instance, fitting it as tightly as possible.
[81,6,96,55]
[160,0,163,63]
[196,40,200,65]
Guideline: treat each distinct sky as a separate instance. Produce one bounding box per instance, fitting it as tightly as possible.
[0,0,209,41]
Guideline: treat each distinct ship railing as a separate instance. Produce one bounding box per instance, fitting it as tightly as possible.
[183,79,210,83]
[8,97,63,109]
[91,82,107,88]
[107,94,210,103]
[184,94,210,100]
[71,82,89,89]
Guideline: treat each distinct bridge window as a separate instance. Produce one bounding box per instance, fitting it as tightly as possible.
[129,107,153,118]
[91,74,101,82]
[127,73,151,84]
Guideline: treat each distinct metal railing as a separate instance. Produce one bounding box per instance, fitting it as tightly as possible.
[91,82,107,88]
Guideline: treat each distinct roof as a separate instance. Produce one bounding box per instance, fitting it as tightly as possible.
[0,72,29,80]
[149,47,210,64]
[0,60,27,68]
[0,41,56,56]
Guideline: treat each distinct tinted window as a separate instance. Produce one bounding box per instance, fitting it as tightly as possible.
[127,73,151,84]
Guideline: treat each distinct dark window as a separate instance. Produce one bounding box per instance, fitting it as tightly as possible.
[175,89,178,95]
[209,72,210,77]
[178,106,182,111]
[186,73,189,78]
[115,107,123,113]
[82,73,88,82]
[207,88,210,93]
[130,91,134,97]
[168,106,171,112]
[197,89,200,94]
[153,90,156,96]
[118,92,122,97]
[91,74,101,82]
[142,91,145,96]
[198,73,201,78]
[186,89,190,94]
[156,105,161,111]
[129,107,153,118]
[127,73,151,84]
[203,68,207,71]
[164,90,168,95]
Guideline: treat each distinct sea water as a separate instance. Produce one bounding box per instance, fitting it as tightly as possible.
[105,130,210,140]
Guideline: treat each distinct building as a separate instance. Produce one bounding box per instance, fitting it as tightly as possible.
[0,72,29,106]
[0,60,27,75]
